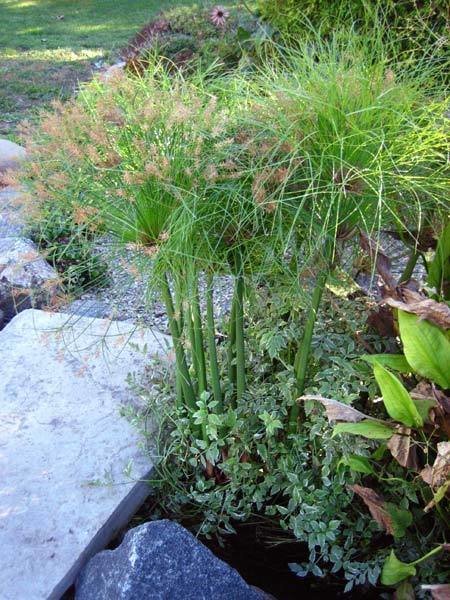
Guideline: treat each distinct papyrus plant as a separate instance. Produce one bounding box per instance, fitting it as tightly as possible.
[231,28,449,430]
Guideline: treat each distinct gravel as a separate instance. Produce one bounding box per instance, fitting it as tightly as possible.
[64,237,235,333]
[64,232,426,330]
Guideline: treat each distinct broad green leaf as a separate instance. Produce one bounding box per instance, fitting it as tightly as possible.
[333,420,394,439]
[398,310,450,389]
[381,550,416,586]
[386,504,413,538]
[339,455,374,474]
[373,362,423,428]
[362,354,411,372]
[428,220,450,300]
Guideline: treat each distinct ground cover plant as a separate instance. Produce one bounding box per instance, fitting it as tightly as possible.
[18,11,449,597]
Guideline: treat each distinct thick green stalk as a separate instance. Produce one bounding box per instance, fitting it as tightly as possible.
[192,277,207,396]
[227,292,237,400]
[186,304,198,391]
[206,272,222,411]
[235,255,246,402]
[160,274,196,411]
[289,242,333,432]
[289,268,329,432]
[174,280,184,409]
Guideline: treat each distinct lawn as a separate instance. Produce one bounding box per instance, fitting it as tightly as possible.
[0,0,192,136]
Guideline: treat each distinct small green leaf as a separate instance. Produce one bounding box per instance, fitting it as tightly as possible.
[362,354,411,372]
[339,455,374,474]
[398,310,450,389]
[374,362,423,428]
[333,420,394,439]
[381,550,416,586]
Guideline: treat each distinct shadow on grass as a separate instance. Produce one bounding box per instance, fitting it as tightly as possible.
[0,56,94,136]
[0,0,188,135]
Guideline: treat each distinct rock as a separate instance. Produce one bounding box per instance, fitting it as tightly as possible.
[0,211,25,238]
[76,520,265,600]
[100,61,126,82]
[0,236,59,323]
[0,309,171,600]
[66,297,115,319]
[0,139,26,172]
[0,186,27,237]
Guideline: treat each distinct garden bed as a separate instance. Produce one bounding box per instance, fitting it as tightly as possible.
[13,2,450,597]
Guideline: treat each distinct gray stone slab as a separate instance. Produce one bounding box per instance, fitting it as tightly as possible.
[0,309,171,600]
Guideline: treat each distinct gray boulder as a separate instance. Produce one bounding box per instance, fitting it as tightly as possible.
[0,138,26,172]
[76,520,265,600]
[0,186,27,237]
[0,236,59,322]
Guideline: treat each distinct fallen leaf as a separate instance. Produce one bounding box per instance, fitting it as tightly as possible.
[430,442,450,489]
[385,293,450,330]
[349,485,394,535]
[421,584,450,600]
[299,395,369,422]
[387,425,419,470]
[419,465,433,485]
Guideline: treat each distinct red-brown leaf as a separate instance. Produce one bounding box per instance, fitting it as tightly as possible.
[385,292,450,330]
[387,426,419,470]
[349,484,394,535]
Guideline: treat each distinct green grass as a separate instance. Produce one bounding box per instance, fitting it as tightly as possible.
[0,0,194,136]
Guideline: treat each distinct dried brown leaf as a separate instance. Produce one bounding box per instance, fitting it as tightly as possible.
[385,295,450,330]
[349,484,394,535]
[387,426,419,470]
[419,465,433,485]
[366,306,397,338]
[421,584,450,600]
[430,442,450,489]
[299,395,369,422]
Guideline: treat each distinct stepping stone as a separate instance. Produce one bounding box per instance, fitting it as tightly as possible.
[0,309,171,600]
[0,139,26,173]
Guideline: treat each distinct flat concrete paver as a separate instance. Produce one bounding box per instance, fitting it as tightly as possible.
[0,309,170,600]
